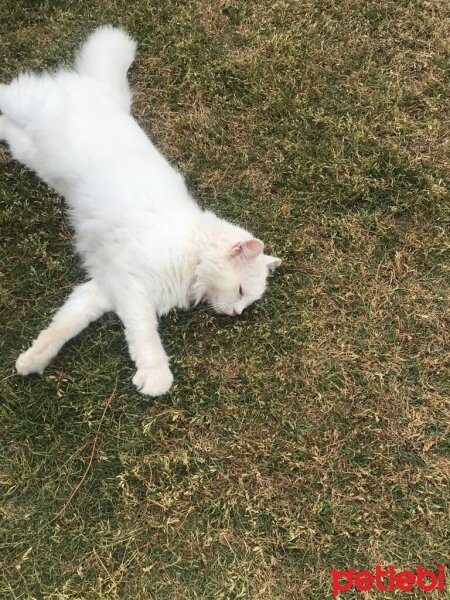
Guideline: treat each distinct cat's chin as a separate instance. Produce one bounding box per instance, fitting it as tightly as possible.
[214,309,240,317]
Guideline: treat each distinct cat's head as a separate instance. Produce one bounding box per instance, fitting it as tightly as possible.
[193,218,281,316]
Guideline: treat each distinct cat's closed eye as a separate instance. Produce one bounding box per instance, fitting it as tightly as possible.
[239,285,243,297]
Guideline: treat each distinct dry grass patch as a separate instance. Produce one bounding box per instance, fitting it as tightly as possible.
[1,0,449,598]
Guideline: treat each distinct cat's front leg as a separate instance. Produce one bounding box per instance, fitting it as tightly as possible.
[116,293,173,397]
[131,363,173,397]
[16,279,111,375]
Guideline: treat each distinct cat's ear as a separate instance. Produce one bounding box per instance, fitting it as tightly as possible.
[230,238,264,259]
[264,254,282,272]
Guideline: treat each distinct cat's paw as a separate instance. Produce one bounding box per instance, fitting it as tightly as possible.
[132,364,173,397]
[16,347,47,376]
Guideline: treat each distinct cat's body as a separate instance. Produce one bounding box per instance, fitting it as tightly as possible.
[0,27,280,396]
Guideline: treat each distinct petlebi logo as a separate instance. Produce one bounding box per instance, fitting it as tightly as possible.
[330,565,446,596]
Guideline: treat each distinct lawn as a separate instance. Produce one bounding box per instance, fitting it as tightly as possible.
[1,1,449,598]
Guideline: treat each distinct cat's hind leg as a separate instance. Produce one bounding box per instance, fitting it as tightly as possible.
[16,279,112,376]
[0,115,37,169]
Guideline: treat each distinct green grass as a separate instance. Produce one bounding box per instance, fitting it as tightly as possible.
[1,1,449,598]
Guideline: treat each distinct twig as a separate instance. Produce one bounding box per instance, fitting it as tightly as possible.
[51,387,116,522]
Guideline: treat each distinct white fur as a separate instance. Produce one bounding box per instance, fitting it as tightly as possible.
[1,27,281,396]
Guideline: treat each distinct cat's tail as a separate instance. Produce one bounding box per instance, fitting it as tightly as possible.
[75,26,137,111]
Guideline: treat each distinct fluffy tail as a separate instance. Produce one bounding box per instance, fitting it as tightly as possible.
[75,26,137,111]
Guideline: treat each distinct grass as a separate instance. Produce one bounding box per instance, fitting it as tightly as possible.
[1,0,449,598]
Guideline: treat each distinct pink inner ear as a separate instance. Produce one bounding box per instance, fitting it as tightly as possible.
[243,238,264,257]
[231,238,264,259]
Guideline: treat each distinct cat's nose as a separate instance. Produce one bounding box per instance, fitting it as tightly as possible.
[232,307,242,316]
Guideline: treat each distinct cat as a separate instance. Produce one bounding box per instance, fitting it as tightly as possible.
[0,26,281,397]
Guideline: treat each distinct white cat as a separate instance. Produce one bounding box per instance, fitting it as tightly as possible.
[0,26,281,396]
